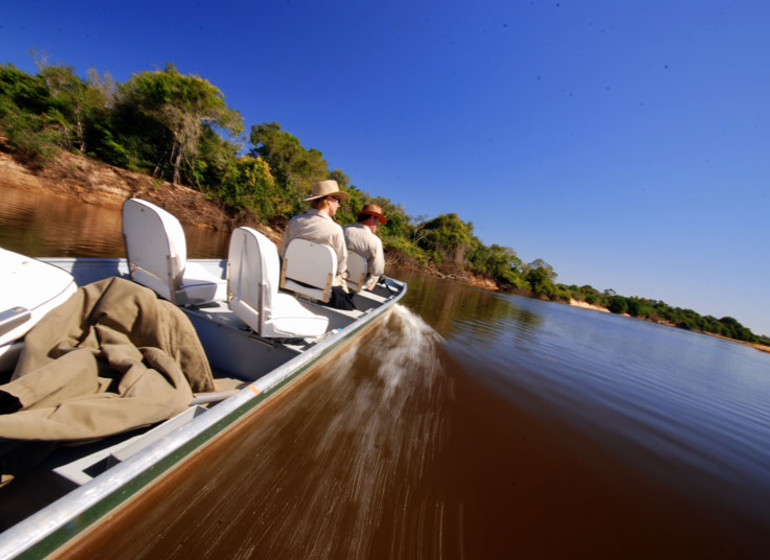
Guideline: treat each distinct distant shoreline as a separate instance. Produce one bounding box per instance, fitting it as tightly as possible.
[568,298,610,313]
[569,298,770,354]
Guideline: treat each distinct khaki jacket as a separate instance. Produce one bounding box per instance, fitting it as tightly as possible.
[344,223,385,288]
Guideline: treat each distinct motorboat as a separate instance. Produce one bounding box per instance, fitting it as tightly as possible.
[0,199,406,559]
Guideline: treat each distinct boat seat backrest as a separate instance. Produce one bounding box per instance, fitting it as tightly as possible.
[280,238,337,303]
[346,251,368,293]
[227,226,277,323]
[122,198,225,305]
[227,227,328,339]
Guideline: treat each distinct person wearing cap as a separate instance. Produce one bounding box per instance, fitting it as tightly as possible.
[344,203,387,290]
[280,179,355,309]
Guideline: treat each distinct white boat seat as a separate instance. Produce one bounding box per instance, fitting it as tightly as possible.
[227,227,329,339]
[122,198,226,306]
[0,248,78,370]
[345,251,368,293]
[280,238,337,303]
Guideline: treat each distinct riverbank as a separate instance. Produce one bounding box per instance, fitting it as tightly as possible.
[2,148,767,353]
[0,148,277,238]
[0,148,471,281]
[569,298,610,313]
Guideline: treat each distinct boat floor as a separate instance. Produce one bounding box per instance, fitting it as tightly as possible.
[0,384,240,532]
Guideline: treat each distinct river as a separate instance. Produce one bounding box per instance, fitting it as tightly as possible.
[2,187,770,558]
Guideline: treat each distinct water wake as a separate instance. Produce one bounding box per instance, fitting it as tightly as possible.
[68,305,458,560]
[305,304,452,558]
[374,304,444,400]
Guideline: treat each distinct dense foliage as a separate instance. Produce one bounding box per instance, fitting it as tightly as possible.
[1,60,766,346]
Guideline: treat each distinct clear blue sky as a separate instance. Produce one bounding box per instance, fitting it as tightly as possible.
[2,1,769,335]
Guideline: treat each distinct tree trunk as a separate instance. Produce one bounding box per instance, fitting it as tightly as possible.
[75,107,85,153]
[171,143,182,185]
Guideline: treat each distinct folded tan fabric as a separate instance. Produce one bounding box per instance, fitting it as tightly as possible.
[0,276,213,441]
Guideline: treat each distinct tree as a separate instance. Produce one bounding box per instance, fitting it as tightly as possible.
[414,213,474,275]
[37,64,87,152]
[328,168,350,190]
[36,63,115,155]
[118,64,243,184]
[190,122,241,189]
[718,316,753,342]
[527,259,557,280]
[0,63,59,165]
[608,296,629,314]
[249,122,330,213]
[523,258,558,297]
[626,297,649,317]
[525,267,555,297]
[470,242,525,288]
[218,155,278,219]
[373,198,411,241]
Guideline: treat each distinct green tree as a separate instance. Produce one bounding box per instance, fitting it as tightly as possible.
[607,296,629,314]
[470,242,525,289]
[190,122,240,189]
[626,297,651,317]
[218,155,279,219]
[328,168,350,190]
[118,63,243,185]
[718,316,753,342]
[36,63,93,153]
[249,122,330,219]
[414,213,474,275]
[0,63,60,165]
[523,259,557,297]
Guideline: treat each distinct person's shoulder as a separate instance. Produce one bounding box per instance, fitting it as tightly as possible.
[289,209,310,220]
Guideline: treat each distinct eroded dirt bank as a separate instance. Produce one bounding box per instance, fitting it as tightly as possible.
[0,149,268,236]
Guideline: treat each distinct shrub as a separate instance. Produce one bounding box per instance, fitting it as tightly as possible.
[607,296,629,314]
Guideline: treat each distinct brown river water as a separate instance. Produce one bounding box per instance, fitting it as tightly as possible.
[2,186,769,558]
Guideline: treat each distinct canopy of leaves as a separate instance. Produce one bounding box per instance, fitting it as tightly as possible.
[414,213,475,275]
[0,63,60,164]
[249,122,329,220]
[118,63,243,184]
[470,243,526,289]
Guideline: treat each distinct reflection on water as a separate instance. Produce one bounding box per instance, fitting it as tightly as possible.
[0,186,230,258]
[402,271,543,341]
[443,289,770,519]
[0,187,124,257]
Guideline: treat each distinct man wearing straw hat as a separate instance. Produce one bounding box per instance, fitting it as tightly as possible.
[280,179,356,309]
[344,203,387,291]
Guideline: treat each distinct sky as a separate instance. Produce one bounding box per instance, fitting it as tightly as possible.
[2,1,769,336]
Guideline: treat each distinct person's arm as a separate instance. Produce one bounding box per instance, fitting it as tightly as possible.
[334,230,348,279]
[370,238,385,277]
[363,238,384,290]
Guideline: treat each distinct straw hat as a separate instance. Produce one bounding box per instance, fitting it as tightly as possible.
[302,180,350,202]
[356,203,387,224]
